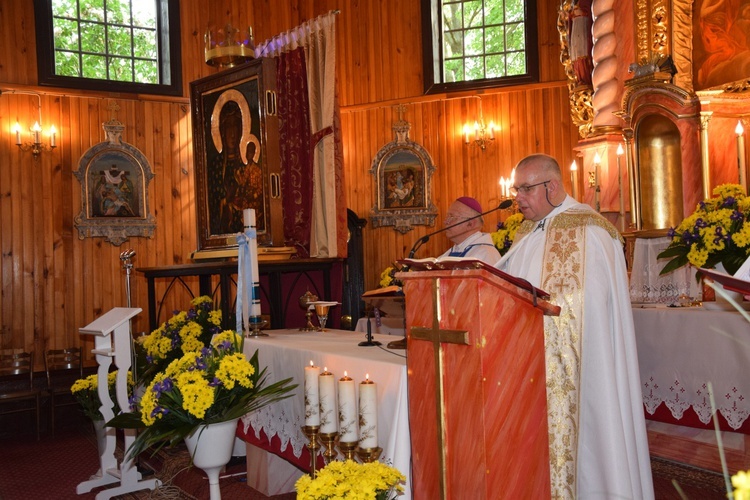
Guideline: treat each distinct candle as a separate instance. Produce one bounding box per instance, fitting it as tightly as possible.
[338,371,357,442]
[13,122,21,145]
[304,361,320,426]
[319,367,337,434]
[570,161,579,201]
[358,374,378,449]
[488,121,496,139]
[463,124,470,144]
[499,177,506,198]
[617,144,625,231]
[593,152,601,213]
[49,125,56,148]
[473,121,480,141]
[737,121,747,191]
[31,122,41,145]
[243,208,262,318]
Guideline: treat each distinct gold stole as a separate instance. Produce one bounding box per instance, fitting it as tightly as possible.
[515,209,620,499]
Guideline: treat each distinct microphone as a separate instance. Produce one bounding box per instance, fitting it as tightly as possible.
[407,199,513,258]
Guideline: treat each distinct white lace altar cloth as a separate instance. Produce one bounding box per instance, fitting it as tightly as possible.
[633,307,750,431]
[629,237,702,304]
[241,329,412,499]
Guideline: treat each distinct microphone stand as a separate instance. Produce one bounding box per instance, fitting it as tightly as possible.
[358,309,382,347]
[407,199,514,258]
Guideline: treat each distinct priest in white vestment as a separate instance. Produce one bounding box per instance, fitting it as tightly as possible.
[495,154,654,500]
[439,197,501,264]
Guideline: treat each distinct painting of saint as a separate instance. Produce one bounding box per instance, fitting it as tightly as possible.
[203,83,264,237]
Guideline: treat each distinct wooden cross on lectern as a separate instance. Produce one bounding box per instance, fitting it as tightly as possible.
[409,278,468,500]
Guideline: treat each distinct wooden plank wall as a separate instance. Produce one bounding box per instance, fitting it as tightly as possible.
[0,0,580,367]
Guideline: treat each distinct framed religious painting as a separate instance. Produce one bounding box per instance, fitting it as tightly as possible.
[74,118,156,246]
[190,57,283,252]
[369,119,438,234]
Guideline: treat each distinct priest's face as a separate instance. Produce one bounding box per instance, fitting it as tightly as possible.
[512,165,555,222]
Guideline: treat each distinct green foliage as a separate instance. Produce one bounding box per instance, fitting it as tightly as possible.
[50,0,158,84]
[441,0,529,83]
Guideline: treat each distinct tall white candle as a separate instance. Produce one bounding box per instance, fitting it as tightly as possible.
[617,144,626,231]
[49,125,57,148]
[737,121,747,192]
[243,208,262,318]
[358,374,378,449]
[338,371,357,442]
[31,122,41,145]
[570,161,579,201]
[319,367,337,434]
[13,123,21,145]
[304,361,320,427]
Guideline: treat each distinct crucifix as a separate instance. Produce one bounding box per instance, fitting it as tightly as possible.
[409,278,468,500]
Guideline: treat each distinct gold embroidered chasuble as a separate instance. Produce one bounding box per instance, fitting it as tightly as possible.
[514,209,622,499]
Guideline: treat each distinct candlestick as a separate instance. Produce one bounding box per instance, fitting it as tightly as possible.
[570,161,579,201]
[617,144,625,231]
[338,372,357,443]
[319,368,337,434]
[304,361,321,426]
[13,123,21,145]
[463,124,470,144]
[358,374,378,449]
[737,121,747,192]
[302,425,321,478]
[49,125,56,148]
[31,122,41,145]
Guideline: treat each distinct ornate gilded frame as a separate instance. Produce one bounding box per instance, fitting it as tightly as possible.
[74,118,155,246]
[369,120,437,234]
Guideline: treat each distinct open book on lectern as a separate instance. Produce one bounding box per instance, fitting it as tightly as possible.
[698,267,750,295]
[398,257,551,301]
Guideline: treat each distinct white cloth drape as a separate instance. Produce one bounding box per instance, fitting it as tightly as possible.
[255,12,339,257]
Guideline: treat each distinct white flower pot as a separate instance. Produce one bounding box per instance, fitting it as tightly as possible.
[183,418,240,500]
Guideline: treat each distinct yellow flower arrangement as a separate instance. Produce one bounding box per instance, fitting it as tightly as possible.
[295,460,405,500]
[136,295,222,383]
[658,184,750,275]
[71,370,133,421]
[491,213,525,256]
[109,301,296,460]
[734,470,750,500]
[379,266,400,288]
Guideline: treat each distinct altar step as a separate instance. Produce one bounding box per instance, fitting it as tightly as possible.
[647,419,750,474]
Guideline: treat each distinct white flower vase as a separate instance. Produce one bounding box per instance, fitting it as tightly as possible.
[704,263,746,311]
[184,418,240,500]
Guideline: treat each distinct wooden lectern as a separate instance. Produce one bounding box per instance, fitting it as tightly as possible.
[398,260,559,500]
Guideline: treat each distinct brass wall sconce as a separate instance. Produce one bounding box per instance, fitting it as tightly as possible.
[463,119,497,150]
[13,121,56,158]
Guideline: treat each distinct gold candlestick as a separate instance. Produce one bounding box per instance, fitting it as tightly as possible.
[338,440,358,461]
[303,425,321,478]
[299,291,318,331]
[356,446,383,463]
[320,432,339,464]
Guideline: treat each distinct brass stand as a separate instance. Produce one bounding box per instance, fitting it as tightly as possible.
[320,432,339,464]
[356,446,383,463]
[303,425,321,478]
[338,440,358,461]
[245,317,268,337]
[299,291,318,331]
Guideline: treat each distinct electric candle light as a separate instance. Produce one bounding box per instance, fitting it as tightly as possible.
[462,124,470,144]
[570,160,579,201]
[358,374,378,449]
[318,367,337,434]
[304,361,320,426]
[488,121,496,139]
[49,125,56,148]
[474,121,480,141]
[338,371,357,442]
[737,120,747,191]
[12,122,21,145]
[31,121,41,145]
